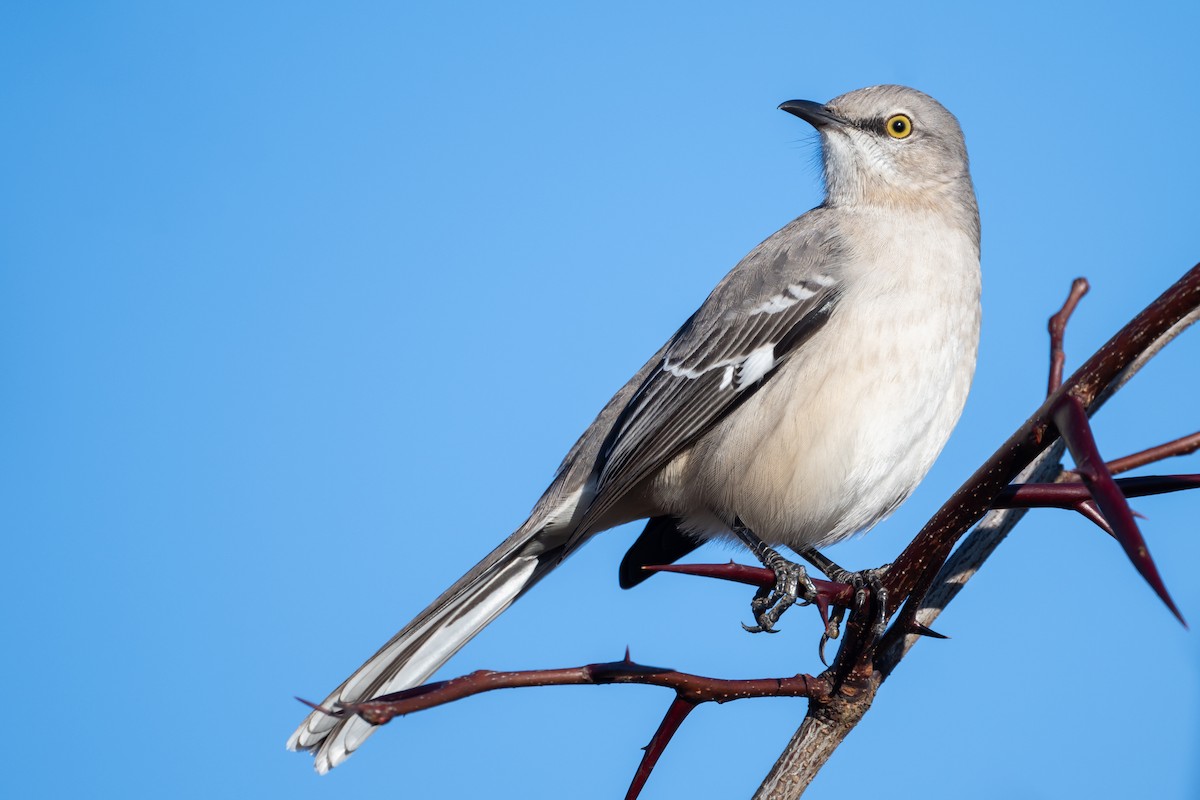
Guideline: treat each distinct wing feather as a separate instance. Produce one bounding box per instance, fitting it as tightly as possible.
[576,213,847,532]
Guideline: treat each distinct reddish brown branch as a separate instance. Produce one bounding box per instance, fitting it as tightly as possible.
[1088,431,1200,476]
[883,262,1200,641]
[626,697,696,800]
[317,654,827,728]
[1047,277,1090,396]
[994,474,1200,507]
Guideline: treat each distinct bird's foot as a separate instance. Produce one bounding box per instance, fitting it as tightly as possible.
[812,564,891,664]
[822,563,891,642]
[740,545,819,634]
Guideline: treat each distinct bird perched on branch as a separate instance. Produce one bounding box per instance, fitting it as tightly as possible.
[289,84,981,773]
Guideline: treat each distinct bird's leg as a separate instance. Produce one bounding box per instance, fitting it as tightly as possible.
[732,522,818,633]
[799,547,890,640]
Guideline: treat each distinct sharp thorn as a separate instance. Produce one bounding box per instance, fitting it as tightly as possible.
[910,622,950,640]
[1054,395,1187,627]
[295,697,342,717]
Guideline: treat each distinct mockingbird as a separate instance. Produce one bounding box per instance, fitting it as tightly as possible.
[289,84,981,773]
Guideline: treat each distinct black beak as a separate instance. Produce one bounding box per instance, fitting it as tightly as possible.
[778,99,846,129]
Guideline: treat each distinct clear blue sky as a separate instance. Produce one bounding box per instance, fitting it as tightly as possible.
[3,3,1198,798]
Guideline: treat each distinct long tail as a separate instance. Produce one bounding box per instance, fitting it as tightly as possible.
[286,525,570,773]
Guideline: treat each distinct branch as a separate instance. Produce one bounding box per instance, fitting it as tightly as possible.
[1047,277,1089,395]
[1083,431,1200,476]
[885,263,1200,630]
[310,655,824,726]
[759,263,1200,797]
[303,651,829,800]
[627,697,696,800]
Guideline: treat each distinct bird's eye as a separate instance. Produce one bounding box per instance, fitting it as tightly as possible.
[885,114,913,139]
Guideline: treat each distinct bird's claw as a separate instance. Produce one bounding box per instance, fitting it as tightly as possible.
[817,605,847,665]
[828,563,891,640]
[741,549,818,633]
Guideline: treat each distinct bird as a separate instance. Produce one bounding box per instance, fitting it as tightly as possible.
[288,84,981,773]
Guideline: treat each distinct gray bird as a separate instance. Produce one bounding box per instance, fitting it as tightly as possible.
[288,84,981,773]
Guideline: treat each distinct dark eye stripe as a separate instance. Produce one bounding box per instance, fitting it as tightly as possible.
[865,119,890,136]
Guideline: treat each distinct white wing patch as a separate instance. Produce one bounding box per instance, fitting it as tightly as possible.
[664,344,776,390]
[662,274,834,389]
[746,279,827,315]
[749,293,800,315]
[787,282,817,300]
[737,345,776,387]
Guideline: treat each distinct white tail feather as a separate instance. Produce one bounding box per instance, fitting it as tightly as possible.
[287,552,540,773]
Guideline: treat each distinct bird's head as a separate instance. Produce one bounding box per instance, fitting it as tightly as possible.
[780,85,975,217]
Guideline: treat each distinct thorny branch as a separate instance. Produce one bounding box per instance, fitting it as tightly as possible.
[306,651,826,726]
[882,265,1200,638]
[302,263,1200,799]
[766,263,1200,797]
[301,650,831,800]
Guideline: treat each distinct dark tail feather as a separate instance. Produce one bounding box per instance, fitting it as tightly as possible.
[619,516,702,588]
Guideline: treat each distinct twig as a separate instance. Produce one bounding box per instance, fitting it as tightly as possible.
[626,697,696,800]
[1085,431,1200,476]
[994,474,1200,507]
[1047,277,1090,396]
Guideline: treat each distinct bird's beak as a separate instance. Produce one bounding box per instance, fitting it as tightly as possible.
[778,99,846,129]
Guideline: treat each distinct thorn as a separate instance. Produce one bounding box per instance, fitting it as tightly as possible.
[646,561,775,587]
[1054,395,1186,626]
[909,622,950,640]
[295,697,342,718]
[1075,501,1115,536]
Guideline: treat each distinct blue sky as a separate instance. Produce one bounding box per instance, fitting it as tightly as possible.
[3,3,1198,798]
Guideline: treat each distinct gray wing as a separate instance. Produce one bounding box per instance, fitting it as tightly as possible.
[576,210,847,532]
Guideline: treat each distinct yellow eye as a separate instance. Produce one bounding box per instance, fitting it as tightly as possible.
[885,114,913,139]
